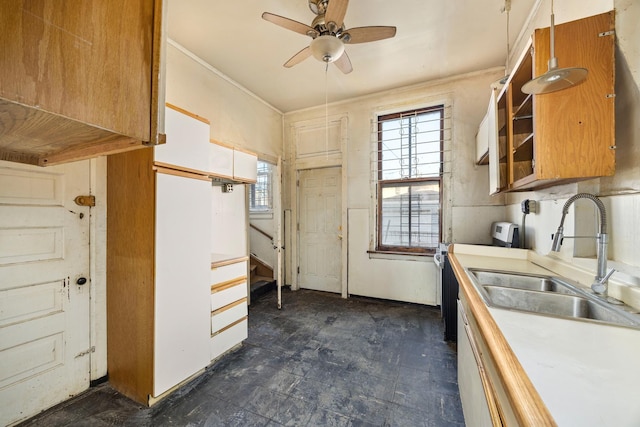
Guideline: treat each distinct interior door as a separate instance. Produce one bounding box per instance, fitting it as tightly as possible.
[298,167,342,293]
[0,160,91,426]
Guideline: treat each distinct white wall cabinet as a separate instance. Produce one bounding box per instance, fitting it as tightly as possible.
[156,104,211,173]
[107,105,213,405]
[210,142,235,180]
[233,148,258,183]
[209,140,257,184]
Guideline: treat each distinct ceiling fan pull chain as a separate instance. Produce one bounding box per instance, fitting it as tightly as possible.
[325,63,329,159]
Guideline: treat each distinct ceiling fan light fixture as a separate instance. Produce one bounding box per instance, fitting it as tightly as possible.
[310,35,345,63]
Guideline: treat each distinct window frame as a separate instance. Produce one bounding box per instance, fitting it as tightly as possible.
[375,105,444,255]
[249,160,274,217]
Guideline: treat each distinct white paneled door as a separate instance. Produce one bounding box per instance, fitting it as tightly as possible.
[298,167,342,293]
[0,160,91,426]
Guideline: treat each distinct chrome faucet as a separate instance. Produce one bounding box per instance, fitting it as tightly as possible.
[551,193,615,296]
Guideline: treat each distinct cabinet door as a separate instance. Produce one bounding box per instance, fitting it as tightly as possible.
[156,105,211,173]
[154,172,211,397]
[487,89,506,195]
[210,142,234,179]
[0,0,157,141]
[533,11,615,181]
[476,114,489,164]
[457,301,493,426]
[233,148,257,183]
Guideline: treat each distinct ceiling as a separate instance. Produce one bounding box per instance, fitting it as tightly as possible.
[167,0,537,113]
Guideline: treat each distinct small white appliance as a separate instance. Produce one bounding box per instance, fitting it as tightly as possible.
[491,221,520,248]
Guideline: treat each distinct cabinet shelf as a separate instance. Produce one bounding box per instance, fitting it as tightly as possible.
[513,133,534,153]
[512,94,533,119]
[513,135,534,161]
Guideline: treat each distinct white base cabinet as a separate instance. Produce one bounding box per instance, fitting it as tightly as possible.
[457,299,493,426]
[210,257,249,361]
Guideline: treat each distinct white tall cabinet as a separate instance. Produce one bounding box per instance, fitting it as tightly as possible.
[154,172,211,396]
[107,104,213,404]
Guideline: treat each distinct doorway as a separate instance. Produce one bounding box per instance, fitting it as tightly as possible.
[0,160,92,426]
[297,166,342,293]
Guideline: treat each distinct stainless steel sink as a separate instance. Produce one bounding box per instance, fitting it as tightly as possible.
[472,270,579,295]
[468,269,640,329]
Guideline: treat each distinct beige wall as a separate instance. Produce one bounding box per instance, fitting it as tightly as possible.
[163,0,639,303]
[283,68,506,304]
[165,41,283,159]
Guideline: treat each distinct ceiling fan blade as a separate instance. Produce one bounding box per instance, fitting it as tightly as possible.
[284,46,312,68]
[343,26,397,44]
[334,51,353,74]
[325,0,349,28]
[262,12,317,37]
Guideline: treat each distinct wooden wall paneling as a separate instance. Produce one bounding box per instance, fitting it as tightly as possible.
[107,148,156,404]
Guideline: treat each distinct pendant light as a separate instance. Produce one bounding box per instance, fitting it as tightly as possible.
[498,0,511,85]
[521,0,587,94]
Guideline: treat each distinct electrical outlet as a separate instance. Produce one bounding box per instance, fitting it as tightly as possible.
[521,199,537,214]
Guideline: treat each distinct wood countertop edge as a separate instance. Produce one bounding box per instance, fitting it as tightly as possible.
[449,246,557,426]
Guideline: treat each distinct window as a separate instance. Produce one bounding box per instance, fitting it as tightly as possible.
[376,106,444,254]
[249,160,274,214]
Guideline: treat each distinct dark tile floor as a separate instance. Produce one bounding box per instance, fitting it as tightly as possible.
[19,289,464,427]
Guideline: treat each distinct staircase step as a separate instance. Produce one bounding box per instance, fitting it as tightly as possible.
[250,279,276,301]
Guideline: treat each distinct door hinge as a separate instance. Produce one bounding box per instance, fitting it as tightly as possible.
[297,266,300,274]
[297,223,300,231]
[74,195,96,207]
[75,346,95,359]
[599,30,615,37]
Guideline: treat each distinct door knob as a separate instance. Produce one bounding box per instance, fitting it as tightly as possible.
[76,277,87,285]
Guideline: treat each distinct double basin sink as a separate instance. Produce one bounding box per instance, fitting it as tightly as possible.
[467,269,640,329]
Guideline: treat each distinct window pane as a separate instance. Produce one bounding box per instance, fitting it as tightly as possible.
[250,161,273,212]
[379,108,442,180]
[380,182,440,249]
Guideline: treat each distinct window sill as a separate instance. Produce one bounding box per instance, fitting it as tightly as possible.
[367,250,433,262]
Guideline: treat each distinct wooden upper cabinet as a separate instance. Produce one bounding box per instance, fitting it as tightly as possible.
[532,11,615,184]
[0,0,166,166]
[495,11,615,192]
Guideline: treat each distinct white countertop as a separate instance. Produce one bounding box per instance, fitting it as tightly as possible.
[452,244,640,427]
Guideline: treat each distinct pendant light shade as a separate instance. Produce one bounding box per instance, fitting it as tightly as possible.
[522,0,587,95]
[310,35,345,63]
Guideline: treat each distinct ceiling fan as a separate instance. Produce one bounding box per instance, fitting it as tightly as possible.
[262,0,397,74]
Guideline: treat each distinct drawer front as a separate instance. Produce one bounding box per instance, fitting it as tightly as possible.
[210,281,247,311]
[211,300,247,333]
[211,261,247,284]
[210,318,248,361]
